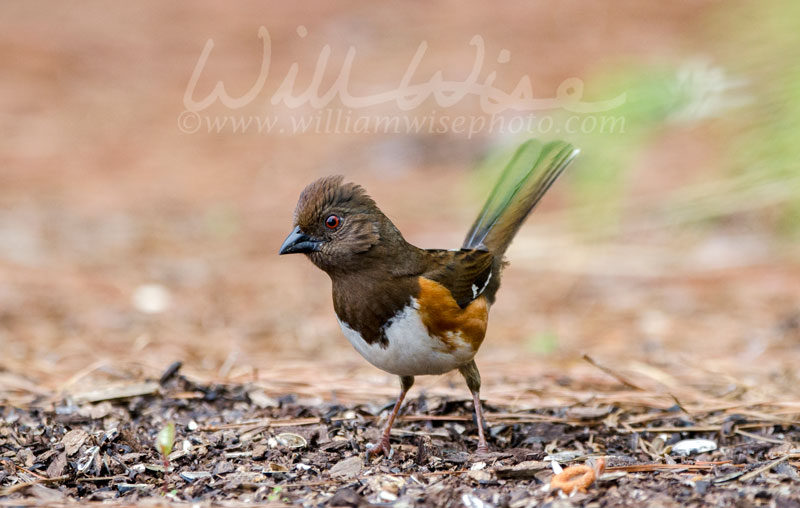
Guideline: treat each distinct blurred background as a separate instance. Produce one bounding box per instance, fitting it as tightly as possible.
[1,1,798,403]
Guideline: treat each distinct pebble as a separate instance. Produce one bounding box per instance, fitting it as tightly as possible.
[671,439,717,456]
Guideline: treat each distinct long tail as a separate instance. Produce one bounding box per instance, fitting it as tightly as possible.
[463,139,578,255]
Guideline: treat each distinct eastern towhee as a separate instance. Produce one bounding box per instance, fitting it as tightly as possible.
[280,139,578,456]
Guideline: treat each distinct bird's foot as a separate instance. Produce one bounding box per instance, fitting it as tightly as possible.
[475,442,489,456]
[366,436,393,459]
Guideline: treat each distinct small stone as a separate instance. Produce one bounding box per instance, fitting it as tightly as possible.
[671,439,717,457]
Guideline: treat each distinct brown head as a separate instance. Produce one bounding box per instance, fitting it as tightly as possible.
[279,176,407,274]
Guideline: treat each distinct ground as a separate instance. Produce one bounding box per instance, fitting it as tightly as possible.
[2,346,799,507]
[1,1,799,506]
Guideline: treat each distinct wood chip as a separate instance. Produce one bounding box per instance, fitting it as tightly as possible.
[494,461,549,479]
[62,429,89,456]
[329,456,362,478]
[46,452,67,478]
[72,381,160,403]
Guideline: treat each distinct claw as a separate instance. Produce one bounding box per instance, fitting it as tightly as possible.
[367,436,393,459]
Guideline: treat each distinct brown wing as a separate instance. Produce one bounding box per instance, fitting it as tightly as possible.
[422,249,495,308]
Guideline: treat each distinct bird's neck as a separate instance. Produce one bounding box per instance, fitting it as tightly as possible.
[325,227,424,280]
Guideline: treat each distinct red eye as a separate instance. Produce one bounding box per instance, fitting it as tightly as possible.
[325,215,340,229]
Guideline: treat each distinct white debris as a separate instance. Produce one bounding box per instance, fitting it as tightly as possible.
[672,438,717,456]
[462,493,493,508]
[132,284,171,314]
[379,491,398,502]
[275,432,307,449]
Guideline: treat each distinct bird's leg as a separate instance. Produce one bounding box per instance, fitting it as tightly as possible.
[459,360,489,454]
[368,375,414,458]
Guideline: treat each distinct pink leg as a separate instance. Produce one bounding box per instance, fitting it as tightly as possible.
[459,360,490,454]
[368,376,413,458]
[472,391,489,454]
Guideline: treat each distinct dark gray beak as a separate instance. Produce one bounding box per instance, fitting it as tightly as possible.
[279,226,321,255]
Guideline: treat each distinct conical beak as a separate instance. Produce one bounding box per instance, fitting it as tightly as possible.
[279,226,322,255]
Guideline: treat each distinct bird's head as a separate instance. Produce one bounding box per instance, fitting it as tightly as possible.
[279,176,398,273]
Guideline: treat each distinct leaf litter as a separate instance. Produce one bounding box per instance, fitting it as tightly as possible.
[1,360,798,507]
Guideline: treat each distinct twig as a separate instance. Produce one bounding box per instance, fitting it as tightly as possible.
[14,465,49,480]
[668,393,692,416]
[201,413,575,432]
[625,423,775,433]
[0,475,70,496]
[582,355,644,391]
[738,456,790,482]
[201,417,321,431]
[76,476,125,483]
[735,429,790,445]
[277,469,470,488]
[605,464,745,473]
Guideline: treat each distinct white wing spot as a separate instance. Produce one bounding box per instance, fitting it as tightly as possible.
[473,271,492,299]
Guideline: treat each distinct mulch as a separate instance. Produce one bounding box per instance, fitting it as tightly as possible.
[2,362,798,508]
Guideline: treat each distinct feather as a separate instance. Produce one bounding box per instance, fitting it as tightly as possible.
[463,139,578,255]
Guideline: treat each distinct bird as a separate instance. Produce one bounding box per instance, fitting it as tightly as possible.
[279,139,578,457]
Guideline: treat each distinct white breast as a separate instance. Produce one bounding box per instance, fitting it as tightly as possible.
[338,299,476,377]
